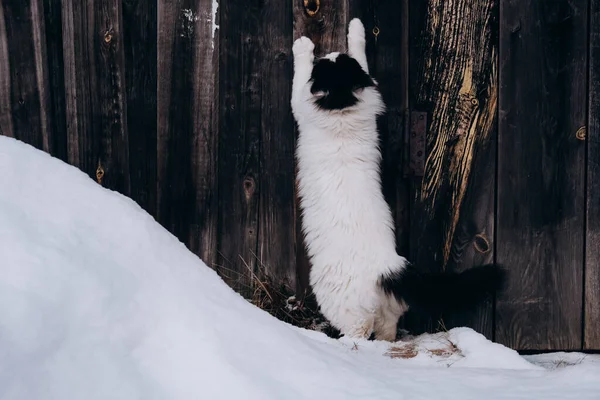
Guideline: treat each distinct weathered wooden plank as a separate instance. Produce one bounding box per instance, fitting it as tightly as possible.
[157,0,219,266]
[407,0,498,337]
[256,0,296,291]
[0,0,54,152]
[294,0,349,54]
[62,0,130,193]
[586,0,600,350]
[217,0,261,296]
[43,0,67,161]
[123,0,158,216]
[497,0,586,350]
[0,1,14,139]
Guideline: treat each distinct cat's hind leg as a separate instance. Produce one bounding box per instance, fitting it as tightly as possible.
[292,36,315,108]
[347,18,369,73]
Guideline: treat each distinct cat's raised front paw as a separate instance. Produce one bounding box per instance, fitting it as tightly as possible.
[293,36,315,58]
[348,18,366,43]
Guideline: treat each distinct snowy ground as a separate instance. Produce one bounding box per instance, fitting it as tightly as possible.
[0,135,599,400]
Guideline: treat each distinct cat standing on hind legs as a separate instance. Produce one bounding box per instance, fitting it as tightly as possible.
[292,19,506,341]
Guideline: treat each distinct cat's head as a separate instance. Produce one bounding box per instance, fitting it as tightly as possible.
[309,52,378,111]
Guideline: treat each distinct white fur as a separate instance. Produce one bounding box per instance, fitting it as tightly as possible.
[291,19,408,341]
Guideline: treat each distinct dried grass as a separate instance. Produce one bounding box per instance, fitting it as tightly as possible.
[385,343,418,359]
[214,253,341,339]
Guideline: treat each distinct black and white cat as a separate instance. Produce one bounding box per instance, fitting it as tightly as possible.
[292,19,505,341]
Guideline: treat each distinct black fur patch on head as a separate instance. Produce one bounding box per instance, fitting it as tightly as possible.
[309,53,375,110]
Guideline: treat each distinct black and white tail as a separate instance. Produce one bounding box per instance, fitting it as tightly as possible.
[380,263,507,316]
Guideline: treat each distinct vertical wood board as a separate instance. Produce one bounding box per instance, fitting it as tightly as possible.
[407,0,498,337]
[586,0,600,350]
[496,0,587,350]
[157,0,219,266]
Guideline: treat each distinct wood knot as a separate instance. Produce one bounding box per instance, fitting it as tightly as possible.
[473,234,490,254]
[304,0,319,16]
[576,126,586,141]
[104,31,113,43]
[96,162,105,185]
[275,51,287,62]
[243,177,255,200]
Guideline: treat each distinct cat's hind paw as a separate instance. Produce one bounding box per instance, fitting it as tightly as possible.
[293,36,315,59]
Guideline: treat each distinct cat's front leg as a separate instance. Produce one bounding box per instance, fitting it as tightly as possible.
[347,18,369,73]
[292,36,315,111]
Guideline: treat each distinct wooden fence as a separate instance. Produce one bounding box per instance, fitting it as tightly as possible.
[1,0,598,351]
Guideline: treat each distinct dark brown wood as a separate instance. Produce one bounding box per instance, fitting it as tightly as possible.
[407,0,498,337]
[42,0,67,161]
[496,0,587,350]
[62,0,130,193]
[0,1,14,139]
[157,0,219,267]
[294,0,349,55]
[257,1,296,291]
[586,0,600,350]
[217,0,262,295]
[123,0,157,216]
[0,0,54,152]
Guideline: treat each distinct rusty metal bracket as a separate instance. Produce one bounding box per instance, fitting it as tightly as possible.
[409,111,427,177]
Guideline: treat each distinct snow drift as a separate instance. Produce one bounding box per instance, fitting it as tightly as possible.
[0,135,598,400]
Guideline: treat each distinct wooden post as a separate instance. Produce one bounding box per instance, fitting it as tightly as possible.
[61,0,130,194]
[0,0,56,154]
[408,0,498,337]
[586,0,600,350]
[218,0,298,295]
[497,0,587,350]
[123,0,158,217]
[157,0,219,269]
[257,1,296,292]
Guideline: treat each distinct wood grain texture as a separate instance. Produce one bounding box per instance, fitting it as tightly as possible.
[496,0,586,350]
[407,0,498,335]
[586,0,600,350]
[123,0,157,216]
[294,0,349,54]
[42,0,67,161]
[217,0,262,295]
[257,0,296,291]
[157,0,219,266]
[0,0,54,152]
[62,0,130,193]
[0,1,14,139]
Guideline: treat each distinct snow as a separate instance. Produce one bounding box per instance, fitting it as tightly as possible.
[0,135,599,400]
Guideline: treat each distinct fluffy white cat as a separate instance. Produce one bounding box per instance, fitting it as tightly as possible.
[292,19,504,341]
